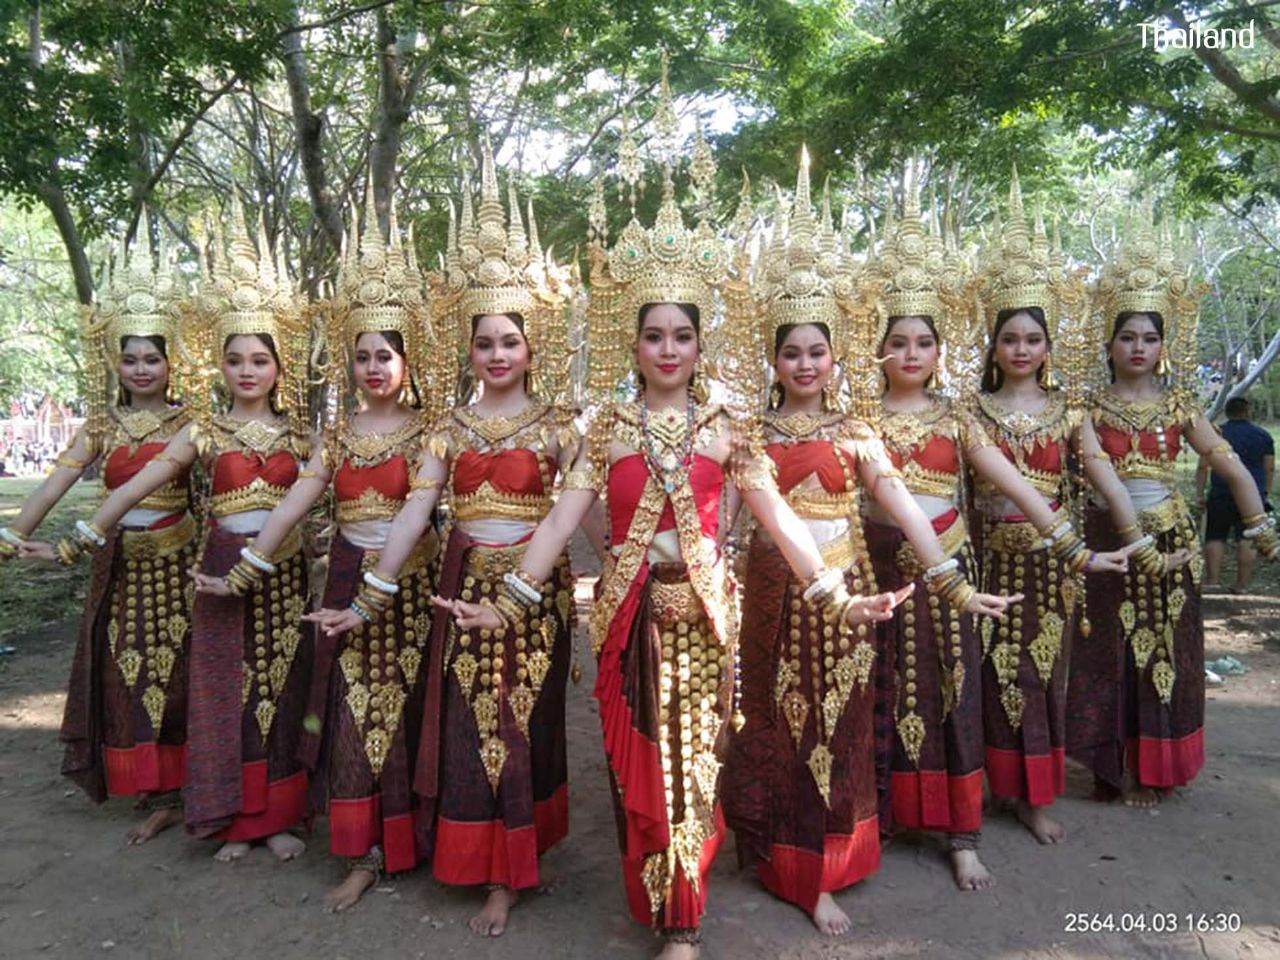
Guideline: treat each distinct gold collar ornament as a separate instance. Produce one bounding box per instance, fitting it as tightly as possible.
[324,179,435,425]
[585,51,729,399]
[432,140,574,408]
[181,193,312,458]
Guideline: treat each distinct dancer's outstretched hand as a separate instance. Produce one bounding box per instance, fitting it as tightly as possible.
[964,591,1024,618]
[302,607,364,638]
[430,595,505,632]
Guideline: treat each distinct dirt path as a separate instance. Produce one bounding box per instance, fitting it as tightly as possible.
[3,584,1279,959]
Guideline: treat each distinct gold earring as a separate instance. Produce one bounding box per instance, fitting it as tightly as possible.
[692,357,710,404]
[1155,351,1170,377]
[1041,354,1059,389]
[768,381,784,409]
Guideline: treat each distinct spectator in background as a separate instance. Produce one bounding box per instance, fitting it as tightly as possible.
[1197,395,1275,593]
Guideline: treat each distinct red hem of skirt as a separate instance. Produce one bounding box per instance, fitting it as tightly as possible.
[104,743,186,797]
[431,783,569,889]
[620,806,725,928]
[890,768,983,832]
[1126,728,1204,788]
[328,795,421,873]
[985,746,1065,807]
[756,816,881,914]
[214,762,308,842]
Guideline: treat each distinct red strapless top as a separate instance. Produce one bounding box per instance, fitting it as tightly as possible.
[996,437,1064,475]
[607,453,723,542]
[104,443,190,491]
[452,448,552,497]
[765,440,851,495]
[334,455,412,504]
[888,434,960,475]
[1095,422,1182,462]
[211,450,299,494]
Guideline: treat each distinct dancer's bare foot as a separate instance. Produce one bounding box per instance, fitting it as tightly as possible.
[126,807,182,845]
[811,891,852,935]
[949,849,995,891]
[655,943,698,960]
[469,885,518,937]
[266,832,305,861]
[1014,800,1065,844]
[1122,787,1160,808]
[214,841,250,862]
[323,868,377,913]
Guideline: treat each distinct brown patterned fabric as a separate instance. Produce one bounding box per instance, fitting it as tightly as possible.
[722,534,879,910]
[865,519,984,834]
[1069,505,1204,790]
[60,528,193,802]
[184,524,312,838]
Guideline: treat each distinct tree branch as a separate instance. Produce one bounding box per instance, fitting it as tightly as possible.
[1170,8,1280,123]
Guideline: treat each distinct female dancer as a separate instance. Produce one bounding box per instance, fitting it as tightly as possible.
[431,104,910,957]
[307,145,576,936]
[5,236,196,844]
[720,152,1019,934]
[861,185,1129,890]
[1068,208,1276,807]
[31,200,316,861]
[196,196,434,908]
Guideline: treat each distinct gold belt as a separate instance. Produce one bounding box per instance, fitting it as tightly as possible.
[982,517,1044,555]
[896,515,967,578]
[209,477,291,518]
[463,540,527,581]
[649,577,700,625]
[336,487,404,524]
[358,528,439,580]
[121,512,198,560]
[1140,493,1190,536]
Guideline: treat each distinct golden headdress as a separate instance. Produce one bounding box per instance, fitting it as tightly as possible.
[433,140,573,406]
[721,147,864,408]
[1089,202,1203,397]
[183,194,312,453]
[326,180,432,423]
[78,227,187,444]
[852,172,979,414]
[978,166,1057,337]
[585,52,728,397]
[1093,200,1185,337]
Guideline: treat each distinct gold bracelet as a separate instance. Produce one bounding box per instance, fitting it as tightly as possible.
[1115,522,1140,539]
[355,582,394,613]
[55,537,85,566]
[1131,543,1164,577]
[409,477,443,491]
[493,593,525,628]
[1241,512,1267,528]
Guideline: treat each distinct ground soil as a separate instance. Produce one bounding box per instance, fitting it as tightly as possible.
[3,542,1279,959]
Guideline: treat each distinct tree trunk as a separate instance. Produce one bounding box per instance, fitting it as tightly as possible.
[281,6,345,256]
[369,10,414,234]
[37,179,95,306]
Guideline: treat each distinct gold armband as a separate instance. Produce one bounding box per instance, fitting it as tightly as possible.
[55,452,91,470]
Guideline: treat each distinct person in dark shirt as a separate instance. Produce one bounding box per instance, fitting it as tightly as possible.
[1196,395,1275,592]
